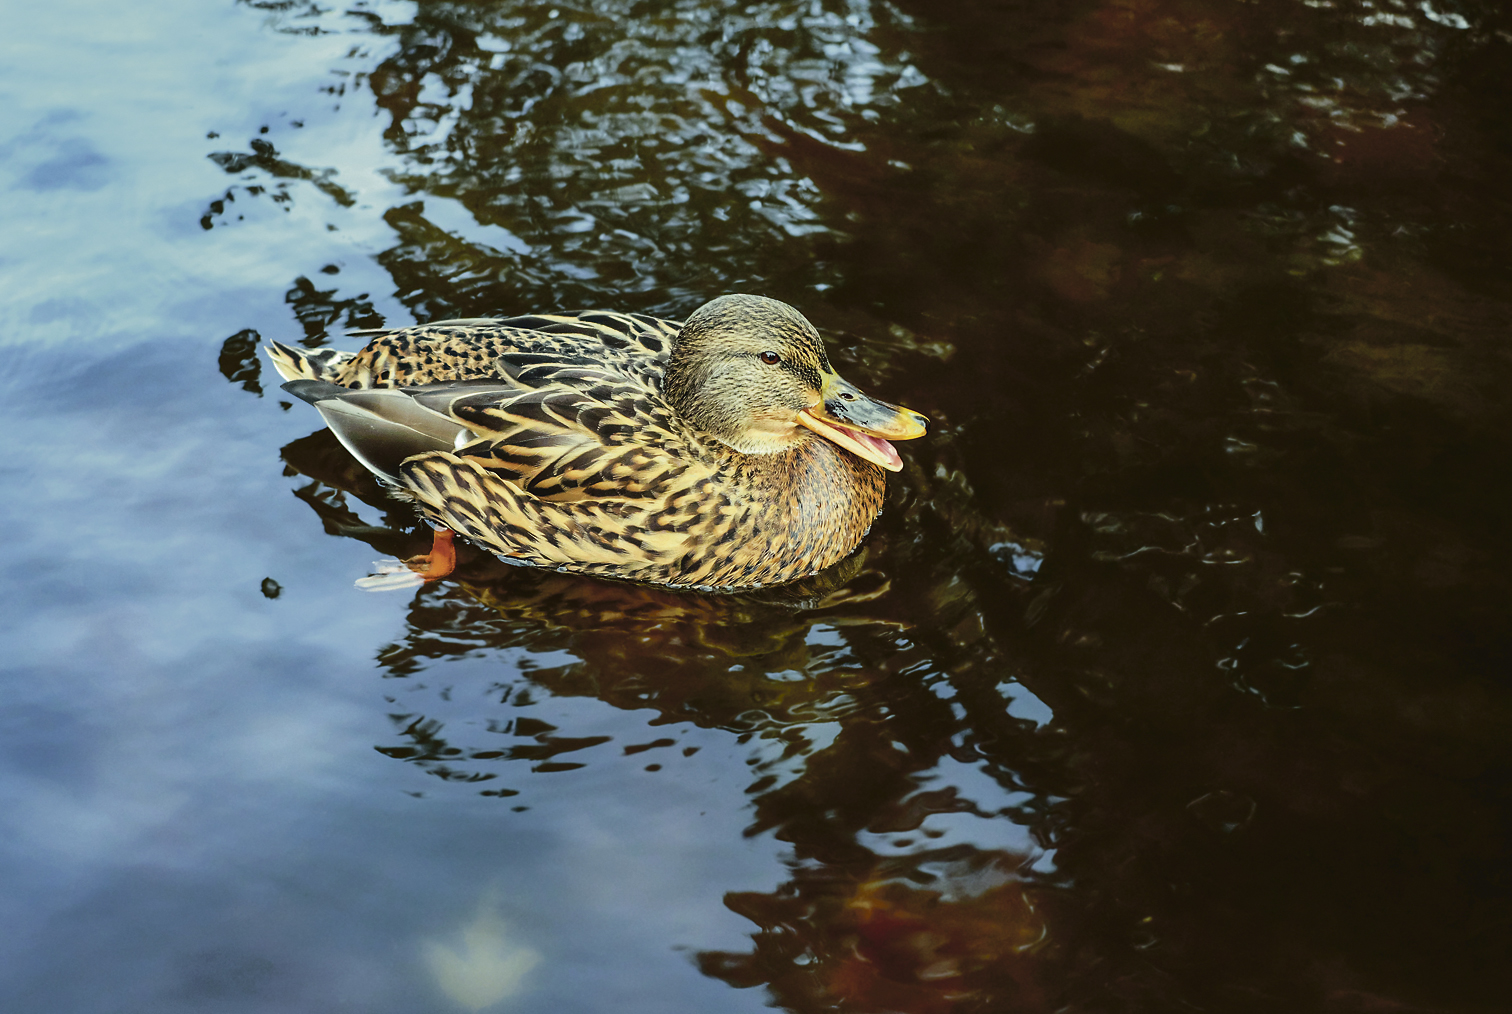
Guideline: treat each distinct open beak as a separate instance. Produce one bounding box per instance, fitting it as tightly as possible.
[796,374,928,472]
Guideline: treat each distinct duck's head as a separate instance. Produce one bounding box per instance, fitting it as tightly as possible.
[662,294,928,471]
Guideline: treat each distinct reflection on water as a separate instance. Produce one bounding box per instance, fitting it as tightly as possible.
[702,849,1050,1013]
[3,0,1512,1010]
[214,0,935,318]
[281,426,1019,817]
[243,0,1512,1009]
[424,888,542,1011]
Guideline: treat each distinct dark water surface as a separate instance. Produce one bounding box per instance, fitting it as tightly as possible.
[3,0,1511,1010]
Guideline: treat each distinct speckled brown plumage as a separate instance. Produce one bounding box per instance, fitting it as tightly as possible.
[268,298,920,590]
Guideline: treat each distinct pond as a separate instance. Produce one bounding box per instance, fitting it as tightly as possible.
[2,0,1510,1011]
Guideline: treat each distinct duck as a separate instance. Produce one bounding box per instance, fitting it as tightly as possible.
[267,293,928,590]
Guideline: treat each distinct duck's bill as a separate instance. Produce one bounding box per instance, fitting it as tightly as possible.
[797,382,928,472]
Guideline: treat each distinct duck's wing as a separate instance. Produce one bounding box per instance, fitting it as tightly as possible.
[281,378,489,481]
[468,310,681,363]
[269,310,682,387]
[283,365,722,583]
[281,347,696,503]
[407,352,695,503]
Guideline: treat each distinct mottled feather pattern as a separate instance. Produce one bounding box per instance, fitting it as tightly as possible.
[271,307,888,590]
[329,312,677,390]
[266,343,356,382]
[398,438,881,589]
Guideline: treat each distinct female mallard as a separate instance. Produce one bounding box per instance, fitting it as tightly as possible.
[268,294,928,590]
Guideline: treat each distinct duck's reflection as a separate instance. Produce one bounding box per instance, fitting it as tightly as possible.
[281,427,1058,1010]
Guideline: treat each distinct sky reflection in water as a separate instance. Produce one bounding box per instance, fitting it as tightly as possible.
[2,0,1512,1012]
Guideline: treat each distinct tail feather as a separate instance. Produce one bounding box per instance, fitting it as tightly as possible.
[266,341,358,383]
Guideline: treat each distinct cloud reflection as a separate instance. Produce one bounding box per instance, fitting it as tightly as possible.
[423,889,543,1011]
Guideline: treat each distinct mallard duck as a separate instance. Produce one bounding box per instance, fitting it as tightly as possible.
[268,294,928,590]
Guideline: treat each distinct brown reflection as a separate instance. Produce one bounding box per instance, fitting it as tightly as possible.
[279,428,1031,809]
[281,424,1063,1006]
[701,848,1049,1014]
[280,417,1052,821]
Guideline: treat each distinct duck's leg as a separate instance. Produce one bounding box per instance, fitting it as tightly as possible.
[405,527,456,581]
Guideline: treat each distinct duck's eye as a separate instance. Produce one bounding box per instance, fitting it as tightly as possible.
[759,351,781,365]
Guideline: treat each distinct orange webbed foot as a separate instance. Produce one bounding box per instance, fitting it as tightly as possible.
[405,527,456,582]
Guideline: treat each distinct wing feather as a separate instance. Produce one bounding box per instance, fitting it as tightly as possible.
[334,334,699,505]
[276,310,737,573]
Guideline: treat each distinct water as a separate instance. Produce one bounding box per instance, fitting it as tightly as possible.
[2,0,1510,1011]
